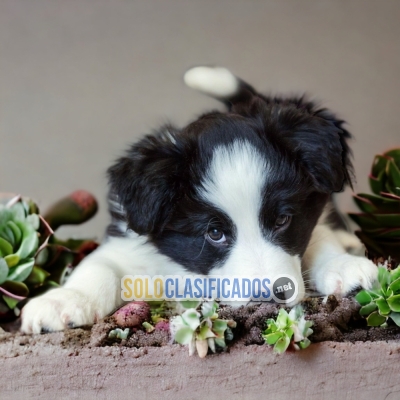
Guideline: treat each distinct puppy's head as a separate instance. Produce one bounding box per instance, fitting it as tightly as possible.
[108,69,353,304]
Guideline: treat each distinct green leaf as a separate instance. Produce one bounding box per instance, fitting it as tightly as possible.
[225,326,234,341]
[180,300,200,309]
[355,290,372,306]
[373,228,400,239]
[182,309,201,331]
[353,193,400,213]
[374,214,400,227]
[288,305,304,321]
[6,221,21,247]
[214,338,226,348]
[10,202,25,222]
[387,159,400,188]
[298,338,311,349]
[174,326,194,345]
[378,267,390,291]
[385,149,400,164]
[201,301,217,318]
[3,226,15,247]
[0,258,8,285]
[389,312,400,327]
[265,319,277,333]
[375,298,391,316]
[4,253,19,267]
[366,311,387,326]
[353,195,378,213]
[2,295,20,309]
[0,237,13,256]
[371,155,389,178]
[276,309,290,329]
[286,327,294,341]
[369,167,386,195]
[387,294,400,312]
[142,321,155,333]
[24,266,50,286]
[197,324,216,340]
[389,277,400,294]
[15,222,38,259]
[359,302,378,316]
[0,280,29,298]
[7,258,35,282]
[212,319,228,337]
[264,331,284,345]
[26,214,40,230]
[274,334,290,354]
[391,267,400,282]
[34,247,49,266]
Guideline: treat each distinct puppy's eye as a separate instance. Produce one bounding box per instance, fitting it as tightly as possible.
[206,228,227,245]
[275,215,291,228]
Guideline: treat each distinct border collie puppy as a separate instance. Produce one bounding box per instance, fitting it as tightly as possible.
[21,66,377,333]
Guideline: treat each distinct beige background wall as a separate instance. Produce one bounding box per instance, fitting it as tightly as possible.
[1,0,400,240]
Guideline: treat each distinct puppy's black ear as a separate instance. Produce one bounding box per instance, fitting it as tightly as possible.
[107,126,184,235]
[282,108,354,193]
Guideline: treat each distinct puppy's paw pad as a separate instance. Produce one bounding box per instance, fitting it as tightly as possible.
[21,288,96,334]
[315,254,378,296]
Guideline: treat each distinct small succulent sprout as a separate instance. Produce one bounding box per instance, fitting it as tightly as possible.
[356,265,400,327]
[170,300,236,358]
[263,306,313,354]
[108,328,130,340]
[142,321,155,333]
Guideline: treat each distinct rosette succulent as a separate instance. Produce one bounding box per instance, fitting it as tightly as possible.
[355,265,400,327]
[349,148,400,258]
[263,306,313,354]
[170,301,236,358]
[0,191,98,322]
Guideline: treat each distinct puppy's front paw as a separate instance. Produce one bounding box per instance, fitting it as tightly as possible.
[21,288,97,334]
[314,254,378,296]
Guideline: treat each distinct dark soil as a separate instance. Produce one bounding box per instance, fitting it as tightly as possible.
[2,293,400,351]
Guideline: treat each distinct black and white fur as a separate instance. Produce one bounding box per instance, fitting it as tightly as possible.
[21,66,377,333]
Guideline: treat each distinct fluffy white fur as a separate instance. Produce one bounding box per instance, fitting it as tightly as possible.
[200,141,304,305]
[303,225,377,295]
[21,233,186,333]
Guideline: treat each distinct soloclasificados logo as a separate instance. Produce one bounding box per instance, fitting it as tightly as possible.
[121,275,298,304]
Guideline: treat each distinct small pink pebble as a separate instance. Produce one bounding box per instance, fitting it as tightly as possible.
[113,301,151,328]
[154,321,170,332]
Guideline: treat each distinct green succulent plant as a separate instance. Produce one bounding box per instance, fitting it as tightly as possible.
[355,265,400,327]
[108,328,130,340]
[349,148,400,259]
[263,306,313,354]
[0,197,45,312]
[0,191,98,322]
[171,301,236,358]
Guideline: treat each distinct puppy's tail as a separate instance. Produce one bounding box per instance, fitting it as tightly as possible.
[183,66,256,106]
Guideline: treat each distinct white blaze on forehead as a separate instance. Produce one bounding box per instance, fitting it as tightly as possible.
[199,141,268,235]
[200,141,305,304]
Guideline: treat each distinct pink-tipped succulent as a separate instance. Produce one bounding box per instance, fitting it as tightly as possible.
[0,192,99,322]
[349,148,400,259]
